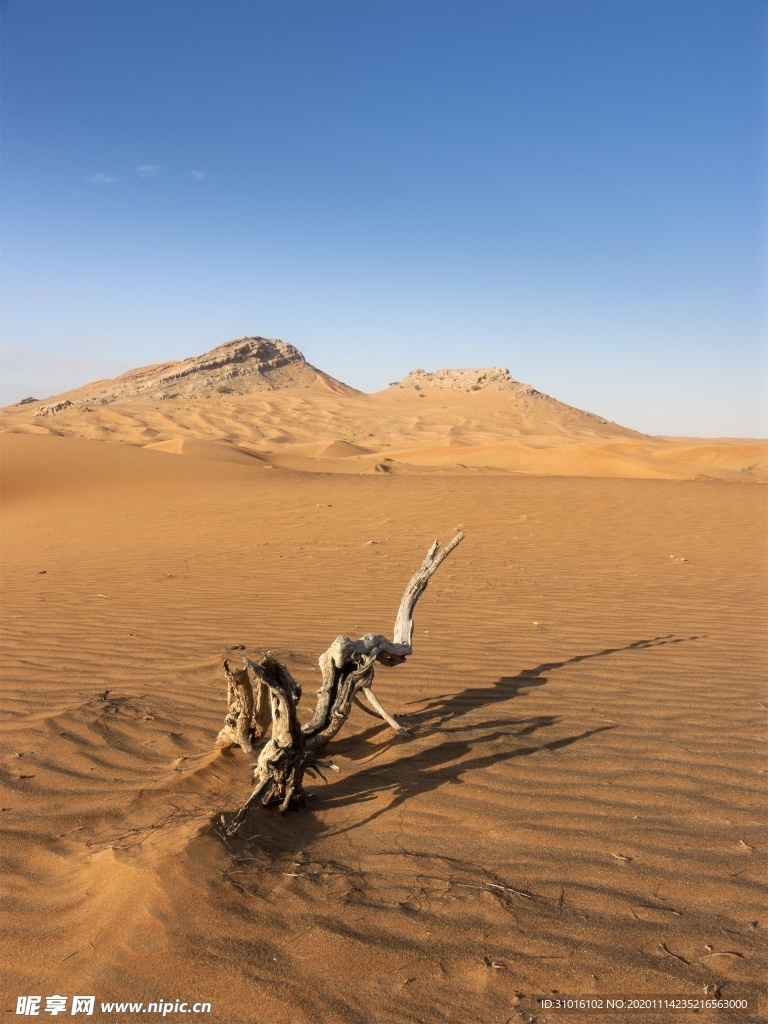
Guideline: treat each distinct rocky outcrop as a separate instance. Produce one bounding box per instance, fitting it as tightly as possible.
[150,338,304,389]
[391,367,538,395]
[19,338,356,409]
[39,400,74,416]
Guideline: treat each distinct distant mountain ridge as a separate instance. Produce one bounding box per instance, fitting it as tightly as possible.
[4,334,765,481]
[1,334,641,442]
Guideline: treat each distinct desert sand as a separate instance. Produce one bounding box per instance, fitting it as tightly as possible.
[1,339,766,1023]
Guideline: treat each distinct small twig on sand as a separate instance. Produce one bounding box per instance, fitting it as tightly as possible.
[660,942,691,965]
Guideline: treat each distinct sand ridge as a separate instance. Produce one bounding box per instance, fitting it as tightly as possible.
[2,385,765,483]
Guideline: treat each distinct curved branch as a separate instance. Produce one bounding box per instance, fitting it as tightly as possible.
[393,532,464,648]
[360,686,411,737]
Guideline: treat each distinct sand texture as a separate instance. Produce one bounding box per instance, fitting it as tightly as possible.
[1,423,766,1024]
[1,342,766,1022]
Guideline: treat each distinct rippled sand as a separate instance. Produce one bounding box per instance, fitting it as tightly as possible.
[1,431,766,1023]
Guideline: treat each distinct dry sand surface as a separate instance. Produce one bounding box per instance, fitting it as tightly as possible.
[2,386,766,484]
[1,427,766,1024]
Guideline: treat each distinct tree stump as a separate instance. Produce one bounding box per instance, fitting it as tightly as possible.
[223,532,464,835]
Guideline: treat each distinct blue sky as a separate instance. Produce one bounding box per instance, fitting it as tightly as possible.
[1,0,765,436]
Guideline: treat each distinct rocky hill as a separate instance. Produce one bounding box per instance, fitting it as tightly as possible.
[386,366,640,437]
[12,337,355,412]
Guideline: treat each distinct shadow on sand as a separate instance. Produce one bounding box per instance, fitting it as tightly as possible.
[224,633,702,849]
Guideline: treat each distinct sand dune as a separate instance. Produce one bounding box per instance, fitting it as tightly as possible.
[144,438,269,466]
[1,430,765,1022]
[2,385,765,482]
[375,437,767,481]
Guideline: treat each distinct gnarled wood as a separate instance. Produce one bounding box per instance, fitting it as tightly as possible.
[216,661,256,753]
[217,659,274,753]
[224,533,463,834]
[227,654,306,831]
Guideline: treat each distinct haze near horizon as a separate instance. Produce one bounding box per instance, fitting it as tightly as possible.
[1,0,765,437]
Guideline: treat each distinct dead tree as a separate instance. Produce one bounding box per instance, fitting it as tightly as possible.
[221,532,464,834]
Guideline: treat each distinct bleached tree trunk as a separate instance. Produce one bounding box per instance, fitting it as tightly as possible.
[224,532,464,834]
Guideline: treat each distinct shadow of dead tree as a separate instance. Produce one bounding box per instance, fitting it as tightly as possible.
[221,634,702,849]
[319,722,618,836]
[202,631,715,966]
[397,633,704,734]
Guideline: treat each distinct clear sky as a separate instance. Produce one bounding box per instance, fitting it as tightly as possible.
[1,0,765,436]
